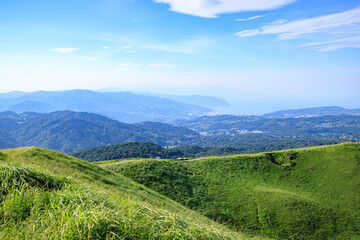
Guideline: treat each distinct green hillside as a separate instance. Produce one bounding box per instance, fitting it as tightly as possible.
[104,143,360,239]
[0,147,247,239]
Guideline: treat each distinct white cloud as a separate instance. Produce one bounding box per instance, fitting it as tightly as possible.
[236,14,271,21]
[102,46,110,49]
[149,64,176,69]
[124,50,137,53]
[123,46,132,49]
[51,48,79,54]
[153,0,295,18]
[235,6,360,51]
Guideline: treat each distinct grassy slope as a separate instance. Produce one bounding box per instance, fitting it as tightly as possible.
[0,147,249,239]
[104,143,360,239]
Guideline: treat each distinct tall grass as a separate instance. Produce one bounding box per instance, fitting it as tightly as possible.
[0,148,249,239]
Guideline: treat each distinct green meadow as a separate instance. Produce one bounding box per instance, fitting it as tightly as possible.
[104,143,360,239]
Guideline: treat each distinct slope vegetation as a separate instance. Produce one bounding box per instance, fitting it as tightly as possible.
[0,147,246,239]
[104,143,360,239]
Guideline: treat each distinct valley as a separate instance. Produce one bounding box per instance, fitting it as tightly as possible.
[1,110,359,155]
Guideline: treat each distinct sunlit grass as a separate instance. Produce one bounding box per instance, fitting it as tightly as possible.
[0,147,252,239]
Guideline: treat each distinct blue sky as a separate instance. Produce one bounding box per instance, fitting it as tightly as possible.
[0,0,359,113]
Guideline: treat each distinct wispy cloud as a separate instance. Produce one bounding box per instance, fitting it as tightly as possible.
[329,66,360,72]
[117,62,133,71]
[146,37,212,54]
[122,46,135,53]
[235,29,261,37]
[117,62,141,71]
[236,7,360,39]
[235,6,360,51]
[120,62,135,66]
[236,14,271,22]
[153,0,295,18]
[85,57,98,61]
[102,46,110,49]
[51,48,79,54]
[149,63,176,69]
[301,36,360,51]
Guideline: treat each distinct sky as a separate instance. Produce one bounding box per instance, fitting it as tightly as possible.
[0,0,359,114]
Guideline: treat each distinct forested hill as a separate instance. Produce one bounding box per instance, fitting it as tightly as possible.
[71,142,184,162]
[70,142,247,162]
[0,111,199,153]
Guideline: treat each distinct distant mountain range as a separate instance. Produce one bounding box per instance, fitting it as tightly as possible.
[137,93,230,108]
[0,90,211,123]
[1,90,359,122]
[263,106,360,118]
[99,88,230,108]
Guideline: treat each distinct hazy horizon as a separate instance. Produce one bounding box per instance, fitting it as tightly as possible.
[1,0,359,114]
[0,87,358,115]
